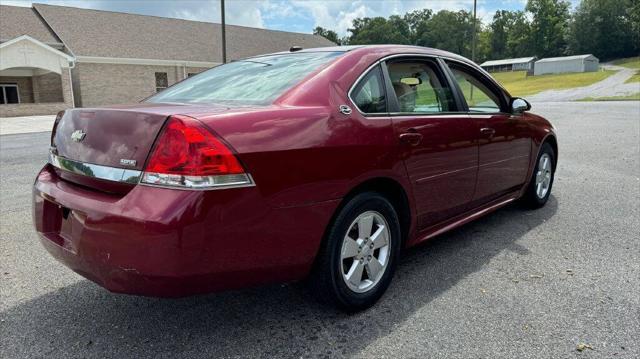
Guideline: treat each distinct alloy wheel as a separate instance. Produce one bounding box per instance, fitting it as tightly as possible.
[535,153,553,199]
[340,211,391,293]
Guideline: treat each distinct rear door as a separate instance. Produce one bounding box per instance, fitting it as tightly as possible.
[384,57,479,230]
[443,60,531,204]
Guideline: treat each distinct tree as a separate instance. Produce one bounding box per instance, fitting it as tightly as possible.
[525,0,571,57]
[403,9,432,44]
[487,10,533,59]
[631,0,640,44]
[569,0,638,60]
[504,11,532,58]
[313,26,341,45]
[476,29,493,63]
[490,11,510,59]
[414,10,476,59]
[314,0,640,63]
[347,16,412,45]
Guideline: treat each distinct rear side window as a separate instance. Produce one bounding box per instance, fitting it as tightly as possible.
[147,52,342,105]
[350,65,387,114]
[386,60,455,114]
[446,62,503,113]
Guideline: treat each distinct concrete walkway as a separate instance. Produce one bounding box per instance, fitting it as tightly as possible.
[0,115,56,136]
[527,64,640,102]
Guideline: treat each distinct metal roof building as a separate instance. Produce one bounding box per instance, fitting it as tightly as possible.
[480,57,536,73]
[534,54,599,75]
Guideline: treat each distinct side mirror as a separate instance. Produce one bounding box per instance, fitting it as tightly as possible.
[511,97,531,114]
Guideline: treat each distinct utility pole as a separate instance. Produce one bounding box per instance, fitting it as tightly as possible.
[221,0,227,63]
[470,0,477,101]
[471,0,477,63]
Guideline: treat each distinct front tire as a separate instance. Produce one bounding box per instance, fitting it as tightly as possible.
[310,192,401,312]
[522,142,555,208]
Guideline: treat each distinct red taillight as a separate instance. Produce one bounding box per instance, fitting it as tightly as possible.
[141,115,253,189]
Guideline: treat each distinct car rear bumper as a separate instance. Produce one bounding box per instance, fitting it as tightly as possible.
[33,164,339,297]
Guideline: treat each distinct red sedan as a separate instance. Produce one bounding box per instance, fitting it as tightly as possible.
[33,45,557,311]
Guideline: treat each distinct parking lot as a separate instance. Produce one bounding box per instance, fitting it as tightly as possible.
[1,101,638,358]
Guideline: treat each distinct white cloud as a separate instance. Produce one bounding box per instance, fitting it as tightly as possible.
[0,0,30,6]
[477,7,495,25]
[0,0,103,8]
[169,0,265,28]
[290,0,342,28]
[228,3,265,28]
[7,0,530,35]
[337,4,367,34]
[261,0,296,19]
[288,0,480,36]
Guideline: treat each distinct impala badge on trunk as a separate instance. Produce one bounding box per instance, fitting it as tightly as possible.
[71,130,86,142]
[120,159,137,167]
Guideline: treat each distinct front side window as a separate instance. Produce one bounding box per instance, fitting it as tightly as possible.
[148,52,342,105]
[351,65,387,114]
[386,60,455,114]
[446,62,502,113]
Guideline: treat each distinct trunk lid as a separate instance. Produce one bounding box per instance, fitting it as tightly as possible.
[53,108,164,171]
[52,104,230,170]
[50,104,229,191]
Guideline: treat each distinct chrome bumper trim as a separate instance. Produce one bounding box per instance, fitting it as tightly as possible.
[49,153,141,184]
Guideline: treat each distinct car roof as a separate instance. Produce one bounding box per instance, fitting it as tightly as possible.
[248,45,471,64]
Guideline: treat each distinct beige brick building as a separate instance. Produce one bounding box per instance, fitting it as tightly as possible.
[0,3,334,117]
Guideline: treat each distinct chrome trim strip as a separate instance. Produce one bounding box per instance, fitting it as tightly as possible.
[415,165,478,183]
[138,173,256,191]
[347,54,443,116]
[346,52,509,118]
[347,59,386,117]
[478,155,531,168]
[347,54,453,116]
[48,152,257,190]
[49,153,142,184]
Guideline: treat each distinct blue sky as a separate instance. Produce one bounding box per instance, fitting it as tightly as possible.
[5,0,580,35]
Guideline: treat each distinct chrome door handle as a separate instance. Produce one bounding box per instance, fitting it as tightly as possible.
[399,132,423,146]
[480,127,496,136]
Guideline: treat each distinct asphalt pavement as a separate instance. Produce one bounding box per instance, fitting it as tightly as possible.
[1,101,639,358]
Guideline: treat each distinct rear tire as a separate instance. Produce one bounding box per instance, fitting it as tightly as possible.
[522,142,555,208]
[310,192,401,312]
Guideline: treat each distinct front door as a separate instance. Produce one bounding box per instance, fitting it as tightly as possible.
[385,58,479,230]
[444,61,531,204]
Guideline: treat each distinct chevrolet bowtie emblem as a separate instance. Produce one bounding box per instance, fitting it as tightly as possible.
[71,130,86,142]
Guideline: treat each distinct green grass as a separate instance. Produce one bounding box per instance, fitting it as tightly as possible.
[456,81,497,108]
[413,80,495,110]
[578,93,640,101]
[415,86,439,106]
[491,70,616,97]
[625,71,640,84]
[612,56,640,69]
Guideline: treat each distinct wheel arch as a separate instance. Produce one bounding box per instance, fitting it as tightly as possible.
[333,177,412,246]
[543,134,558,166]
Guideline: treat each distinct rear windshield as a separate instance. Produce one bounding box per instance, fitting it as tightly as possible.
[147,52,342,105]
